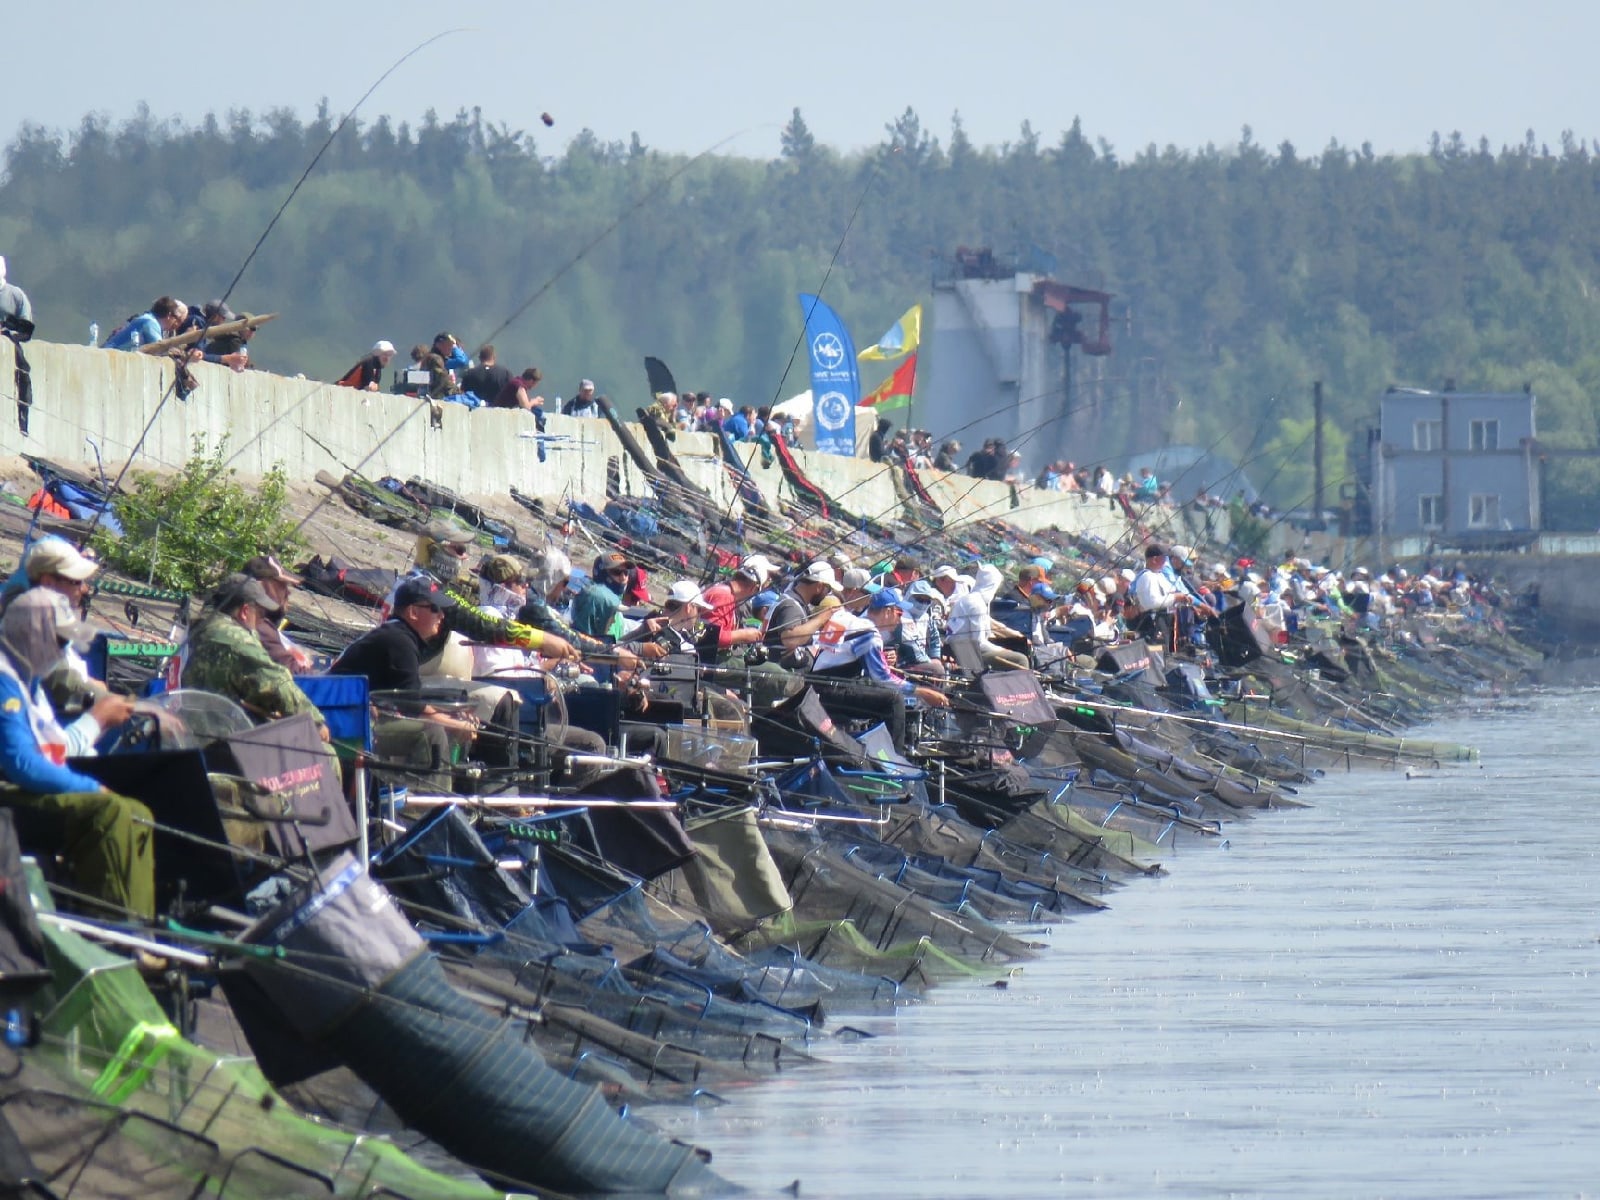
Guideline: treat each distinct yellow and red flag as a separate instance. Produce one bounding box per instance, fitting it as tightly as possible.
[861,353,917,411]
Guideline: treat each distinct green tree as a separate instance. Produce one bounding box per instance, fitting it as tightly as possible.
[93,437,303,594]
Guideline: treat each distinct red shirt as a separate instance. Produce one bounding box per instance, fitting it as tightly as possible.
[700,582,739,649]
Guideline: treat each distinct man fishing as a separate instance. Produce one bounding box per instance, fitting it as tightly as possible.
[182,575,328,736]
[0,591,150,918]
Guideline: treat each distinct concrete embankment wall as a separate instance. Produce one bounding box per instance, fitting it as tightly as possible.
[1457,554,1600,640]
[0,338,1216,556]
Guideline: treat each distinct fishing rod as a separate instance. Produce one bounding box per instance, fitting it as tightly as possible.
[695,156,889,577]
[75,31,466,553]
[481,126,762,348]
[1059,407,1320,594]
[753,387,1132,578]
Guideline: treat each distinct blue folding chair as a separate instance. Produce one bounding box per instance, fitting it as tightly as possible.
[298,674,374,865]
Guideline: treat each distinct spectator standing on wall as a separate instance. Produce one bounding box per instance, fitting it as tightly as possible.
[0,257,31,325]
[460,344,510,405]
[562,379,600,418]
[337,340,396,391]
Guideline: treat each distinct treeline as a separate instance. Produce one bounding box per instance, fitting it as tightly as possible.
[2,102,1599,523]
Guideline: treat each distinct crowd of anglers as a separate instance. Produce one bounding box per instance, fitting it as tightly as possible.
[0,432,1542,1198]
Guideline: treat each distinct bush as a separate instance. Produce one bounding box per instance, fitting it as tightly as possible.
[93,435,302,594]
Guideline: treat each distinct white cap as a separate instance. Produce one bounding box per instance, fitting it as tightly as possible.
[740,554,778,585]
[932,565,959,581]
[24,539,98,583]
[1097,576,1117,596]
[1119,568,1136,582]
[841,567,872,591]
[372,339,396,355]
[666,580,711,608]
[719,397,734,411]
[580,378,595,390]
[797,561,841,591]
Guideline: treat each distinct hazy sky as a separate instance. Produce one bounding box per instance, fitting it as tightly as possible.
[5,2,1596,160]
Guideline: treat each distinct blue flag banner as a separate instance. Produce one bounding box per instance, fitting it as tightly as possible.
[798,293,860,457]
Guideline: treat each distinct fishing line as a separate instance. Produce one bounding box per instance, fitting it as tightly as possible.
[481,126,762,348]
[75,31,465,553]
[697,155,888,578]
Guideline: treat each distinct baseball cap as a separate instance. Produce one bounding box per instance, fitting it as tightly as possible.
[593,551,633,575]
[718,397,734,412]
[422,520,475,547]
[479,554,524,584]
[244,554,300,585]
[4,589,105,664]
[868,587,916,613]
[212,573,277,613]
[25,540,98,583]
[905,580,936,602]
[371,339,396,355]
[740,553,778,585]
[931,565,959,581]
[666,580,711,608]
[1170,544,1193,561]
[841,567,872,591]
[394,577,457,611]
[750,589,780,613]
[797,561,841,591]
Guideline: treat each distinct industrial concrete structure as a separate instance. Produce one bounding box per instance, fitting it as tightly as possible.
[920,250,1111,473]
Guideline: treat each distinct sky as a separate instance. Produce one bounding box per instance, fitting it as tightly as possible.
[4,2,1597,162]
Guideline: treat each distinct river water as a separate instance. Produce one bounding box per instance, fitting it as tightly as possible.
[656,688,1600,1199]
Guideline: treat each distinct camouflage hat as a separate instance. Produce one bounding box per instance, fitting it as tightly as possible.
[480,554,524,584]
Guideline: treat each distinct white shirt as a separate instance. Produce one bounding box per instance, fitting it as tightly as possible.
[1132,567,1185,612]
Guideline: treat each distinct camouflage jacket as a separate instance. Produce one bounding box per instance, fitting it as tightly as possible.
[182,615,325,726]
[437,583,603,655]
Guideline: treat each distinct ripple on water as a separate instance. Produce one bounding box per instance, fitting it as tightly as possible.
[653,689,1600,1200]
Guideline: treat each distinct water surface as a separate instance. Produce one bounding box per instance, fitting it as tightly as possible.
[657,689,1600,1199]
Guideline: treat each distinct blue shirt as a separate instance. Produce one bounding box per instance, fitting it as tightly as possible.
[0,673,104,794]
[724,412,751,441]
[103,313,163,351]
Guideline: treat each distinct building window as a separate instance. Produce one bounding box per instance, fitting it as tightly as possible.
[1469,419,1500,451]
[1469,493,1501,529]
[1413,419,1443,451]
[1419,494,1444,529]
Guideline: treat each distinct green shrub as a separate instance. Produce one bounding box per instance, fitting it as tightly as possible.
[93,435,302,594]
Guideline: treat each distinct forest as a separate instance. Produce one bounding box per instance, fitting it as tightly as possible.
[1,102,1598,524]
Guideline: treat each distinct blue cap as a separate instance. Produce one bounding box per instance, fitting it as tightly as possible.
[905,580,936,601]
[750,589,780,612]
[1031,555,1054,572]
[868,586,916,612]
[1031,581,1059,602]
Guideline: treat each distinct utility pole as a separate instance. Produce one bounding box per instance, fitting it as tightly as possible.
[1313,380,1324,524]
